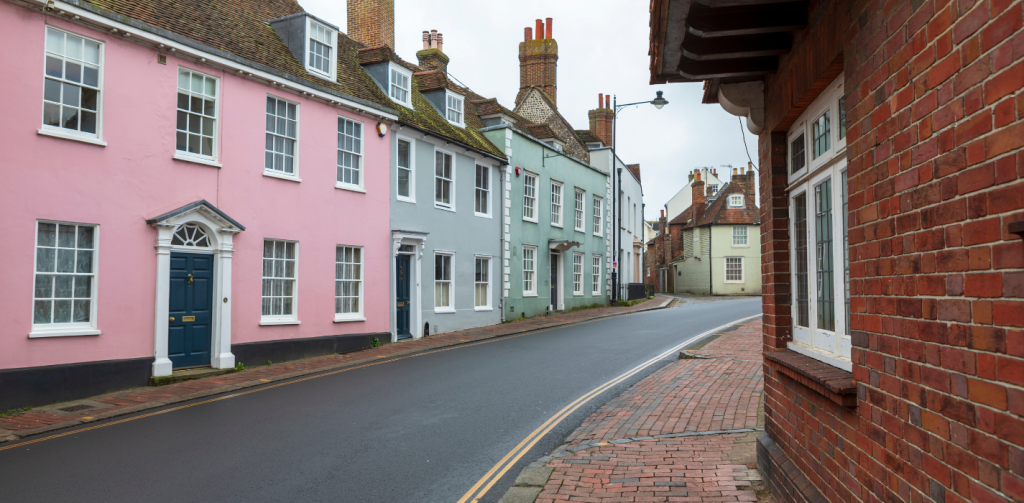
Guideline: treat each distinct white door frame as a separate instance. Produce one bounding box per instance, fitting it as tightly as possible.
[547,247,565,311]
[148,202,243,377]
[391,231,426,342]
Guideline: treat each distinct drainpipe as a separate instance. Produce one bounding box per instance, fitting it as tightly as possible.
[708,226,713,295]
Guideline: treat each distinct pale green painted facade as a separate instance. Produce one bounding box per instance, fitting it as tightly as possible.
[481,125,610,319]
[672,224,760,295]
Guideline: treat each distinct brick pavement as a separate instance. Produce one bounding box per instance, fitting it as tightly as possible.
[532,319,767,503]
[0,296,670,443]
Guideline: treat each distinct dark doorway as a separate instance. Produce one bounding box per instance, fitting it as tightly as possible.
[396,254,412,339]
[550,252,559,310]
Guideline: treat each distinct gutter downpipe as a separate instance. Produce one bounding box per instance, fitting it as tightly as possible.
[499,166,505,323]
[709,225,713,295]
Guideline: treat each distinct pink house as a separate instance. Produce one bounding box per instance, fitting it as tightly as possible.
[0,0,398,409]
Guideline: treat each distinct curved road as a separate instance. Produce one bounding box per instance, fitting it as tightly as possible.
[0,296,761,503]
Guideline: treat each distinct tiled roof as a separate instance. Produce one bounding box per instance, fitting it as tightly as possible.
[575,130,603,145]
[414,70,447,92]
[524,124,556,139]
[81,0,505,159]
[83,0,385,107]
[667,182,759,228]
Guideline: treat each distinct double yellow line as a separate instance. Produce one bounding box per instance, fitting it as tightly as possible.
[456,313,762,503]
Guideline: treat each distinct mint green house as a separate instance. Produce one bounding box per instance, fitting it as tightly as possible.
[482,123,610,319]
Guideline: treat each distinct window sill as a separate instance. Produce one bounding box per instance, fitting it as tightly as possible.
[336,183,366,193]
[475,212,493,219]
[434,308,456,314]
[434,205,456,213]
[263,171,301,183]
[397,196,416,204]
[574,228,586,233]
[551,223,564,229]
[731,244,750,248]
[523,293,538,298]
[724,280,745,284]
[259,319,301,326]
[523,218,538,224]
[764,348,857,407]
[29,328,102,338]
[447,121,466,129]
[474,306,493,312]
[174,152,222,168]
[37,128,107,147]
[334,316,366,323]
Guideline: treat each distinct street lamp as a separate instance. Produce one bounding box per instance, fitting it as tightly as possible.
[611,91,668,305]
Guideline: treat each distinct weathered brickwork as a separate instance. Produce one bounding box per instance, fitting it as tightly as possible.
[516,38,558,107]
[758,0,1024,501]
[346,0,394,49]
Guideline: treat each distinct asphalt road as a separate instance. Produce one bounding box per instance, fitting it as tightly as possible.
[0,296,761,503]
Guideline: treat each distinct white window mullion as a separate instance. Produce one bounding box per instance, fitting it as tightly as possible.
[261,239,298,322]
[337,117,363,188]
[335,246,363,320]
[523,246,537,295]
[32,221,98,335]
[265,96,299,177]
[42,27,103,138]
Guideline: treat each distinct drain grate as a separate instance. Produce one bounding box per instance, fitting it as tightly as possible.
[57,404,94,413]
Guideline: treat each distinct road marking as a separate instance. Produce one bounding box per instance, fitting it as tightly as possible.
[0,307,665,453]
[455,313,762,503]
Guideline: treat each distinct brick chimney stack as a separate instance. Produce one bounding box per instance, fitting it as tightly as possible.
[416,29,449,74]
[692,172,706,224]
[588,93,614,147]
[516,18,559,107]
[347,0,395,49]
[746,162,756,200]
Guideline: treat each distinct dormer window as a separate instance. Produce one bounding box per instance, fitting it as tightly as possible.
[307,20,335,78]
[389,63,412,108]
[728,194,744,208]
[446,91,464,127]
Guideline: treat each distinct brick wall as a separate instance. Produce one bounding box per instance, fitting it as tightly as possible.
[347,0,394,49]
[759,0,1024,501]
[517,39,558,107]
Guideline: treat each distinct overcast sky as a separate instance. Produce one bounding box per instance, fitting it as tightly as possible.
[304,0,760,220]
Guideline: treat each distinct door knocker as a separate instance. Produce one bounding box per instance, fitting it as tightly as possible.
[188,273,194,284]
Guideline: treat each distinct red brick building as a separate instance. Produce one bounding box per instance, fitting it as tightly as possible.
[651,0,1024,500]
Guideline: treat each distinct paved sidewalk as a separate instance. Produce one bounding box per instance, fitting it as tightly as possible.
[509,319,768,503]
[0,296,673,444]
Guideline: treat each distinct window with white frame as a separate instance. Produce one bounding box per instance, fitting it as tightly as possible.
[574,189,585,232]
[335,246,362,319]
[550,181,563,227]
[176,68,218,159]
[522,246,537,295]
[447,92,464,126]
[787,73,851,370]
[43,27,102,137]
[592,255,602,295]
[475,165,490,216]
[572,253,584,295]
[266,96,298,176]
[475,257,491,309]
[789,74,845,181]
[434,253,453,311]
[337,117,363,187]
[593,196,603,236]
[389,64,412,107]
[435,150,454,209]
[262,240,297,320]
[732,226,748,246]
[33,222,97,331]
[523,172,538,222]
[709,184,719,196]
[728,194,744,208]
[397,138,413,200]
[725,257,743,282]
[306,20,335,78]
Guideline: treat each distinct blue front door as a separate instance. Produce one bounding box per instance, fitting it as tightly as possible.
[396,254,411,339]
[168,252,214,368]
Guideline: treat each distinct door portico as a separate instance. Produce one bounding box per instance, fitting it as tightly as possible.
[391,231,427,342]
[147,200,245,377]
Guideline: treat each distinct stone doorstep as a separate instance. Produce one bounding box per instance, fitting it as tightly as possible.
[0,296,675,445]
[150,367,237,386]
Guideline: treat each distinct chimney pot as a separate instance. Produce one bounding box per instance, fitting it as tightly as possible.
[422,31,429,49]
[605,95,610,108]
[536,19,544,39]
[545,18,552,38]
[525,27,532,41]
[517,15,559,107]
[599,93,603,108]
[660,209,665,217]
[695,172,701,181]
[437,33,443,52]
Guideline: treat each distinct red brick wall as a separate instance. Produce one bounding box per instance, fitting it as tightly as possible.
[346,0,394,49]
[517,39,558,107]
[760,0,1024,500]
